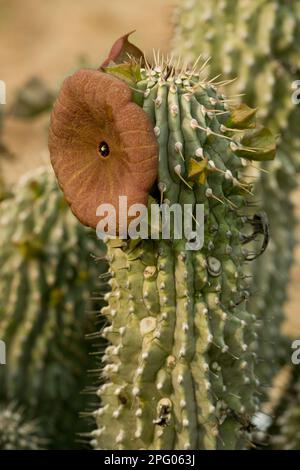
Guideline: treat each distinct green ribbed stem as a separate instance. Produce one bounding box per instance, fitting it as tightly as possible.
[93,235,256,450]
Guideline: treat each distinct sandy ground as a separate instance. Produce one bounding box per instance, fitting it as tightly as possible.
[0,0,299,335]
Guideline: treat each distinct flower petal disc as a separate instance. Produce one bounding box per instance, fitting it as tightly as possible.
[49,69,158,232]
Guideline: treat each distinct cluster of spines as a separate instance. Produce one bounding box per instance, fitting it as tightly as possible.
[0,404,45,450]
[172,0,300,156]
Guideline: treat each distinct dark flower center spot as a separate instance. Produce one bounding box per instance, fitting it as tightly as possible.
[98,141,110,158]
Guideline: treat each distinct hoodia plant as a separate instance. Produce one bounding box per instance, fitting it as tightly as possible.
[49,34,276,450]
[172,0,300,392]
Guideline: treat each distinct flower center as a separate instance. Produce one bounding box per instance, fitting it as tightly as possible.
[98,141,110,158]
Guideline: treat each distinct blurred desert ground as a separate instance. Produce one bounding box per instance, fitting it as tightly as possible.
[0,0,299,335]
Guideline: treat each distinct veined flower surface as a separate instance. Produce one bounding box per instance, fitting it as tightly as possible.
[49,69,158,230]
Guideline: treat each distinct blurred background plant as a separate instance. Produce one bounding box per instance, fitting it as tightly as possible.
[172,0,300,339]
[0,167,108,448]
[0,403,47,450]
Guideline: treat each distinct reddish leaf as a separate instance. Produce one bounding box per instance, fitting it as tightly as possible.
[100,31,145,69]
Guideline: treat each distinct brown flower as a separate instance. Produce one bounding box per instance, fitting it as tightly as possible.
[49,69,158,231]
